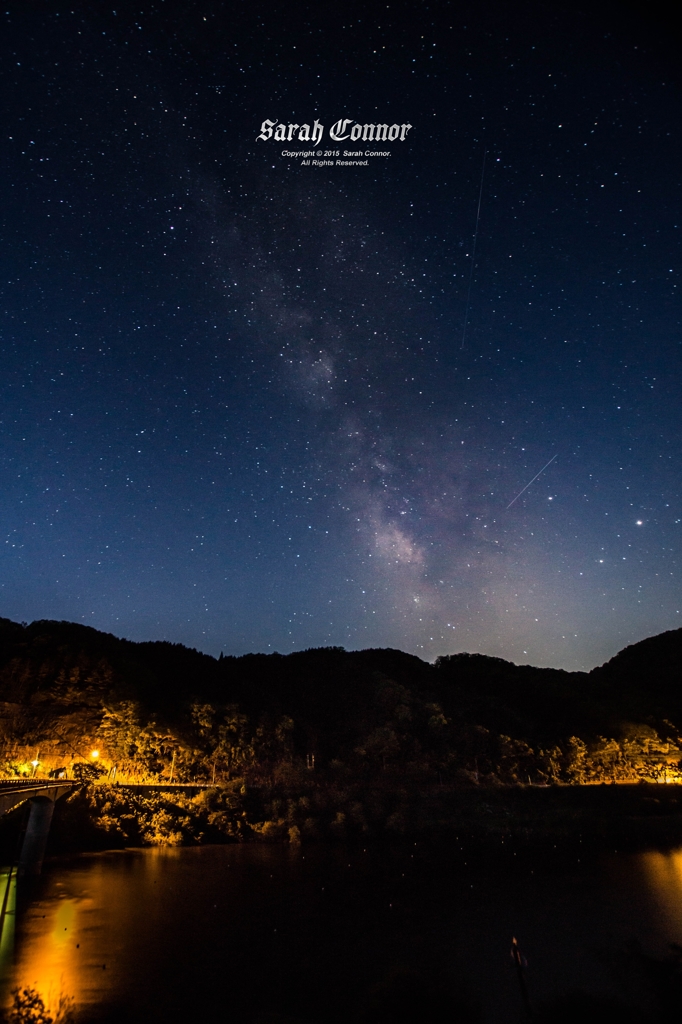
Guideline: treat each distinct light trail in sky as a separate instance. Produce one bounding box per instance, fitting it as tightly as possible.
[506,454,558,509]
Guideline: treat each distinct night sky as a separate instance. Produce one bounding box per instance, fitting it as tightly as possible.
[1,1,679,671]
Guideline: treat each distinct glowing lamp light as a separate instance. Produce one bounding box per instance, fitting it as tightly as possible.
[90,750,100,760]
[31,760,39,768]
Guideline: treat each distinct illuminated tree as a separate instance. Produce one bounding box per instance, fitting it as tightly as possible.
[5,986,75,1024]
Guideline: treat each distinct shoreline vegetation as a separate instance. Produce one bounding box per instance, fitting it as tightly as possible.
[42,777,682,858]
[0,617,681,855]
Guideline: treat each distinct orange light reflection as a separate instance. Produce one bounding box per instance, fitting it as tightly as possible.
[639,848,682,934]
[10,897,86,1015]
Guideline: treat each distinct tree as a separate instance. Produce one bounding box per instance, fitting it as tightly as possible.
[562,736,589,784]
[72,761,106,783]
[4,986,75,1024]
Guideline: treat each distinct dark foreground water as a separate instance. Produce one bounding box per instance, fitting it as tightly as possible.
[1,841,681,1023]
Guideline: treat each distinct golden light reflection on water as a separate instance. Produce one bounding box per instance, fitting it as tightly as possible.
[638,848,682,935]
[7,848,173,1016]
[11,896,85,1015]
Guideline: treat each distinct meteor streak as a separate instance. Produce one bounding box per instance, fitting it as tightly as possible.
[506,454,557,509]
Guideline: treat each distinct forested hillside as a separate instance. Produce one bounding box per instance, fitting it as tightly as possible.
[1,617,680,788]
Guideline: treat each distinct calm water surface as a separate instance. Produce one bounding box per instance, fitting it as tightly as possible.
[2,842,682,1022]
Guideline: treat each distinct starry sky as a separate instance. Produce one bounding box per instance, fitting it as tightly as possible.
[1,1,679,671]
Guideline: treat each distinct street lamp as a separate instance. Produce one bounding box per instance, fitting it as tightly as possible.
[90,750,99,760]
[31,759,39,778]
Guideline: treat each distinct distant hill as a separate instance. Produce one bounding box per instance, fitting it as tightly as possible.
[0,617,680,778]
[588,628,682,724]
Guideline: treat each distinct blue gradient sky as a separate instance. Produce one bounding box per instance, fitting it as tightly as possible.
[1,1,679,670]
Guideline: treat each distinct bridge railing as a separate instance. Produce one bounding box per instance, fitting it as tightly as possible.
[0,777,217,789]
[0,779,76,789]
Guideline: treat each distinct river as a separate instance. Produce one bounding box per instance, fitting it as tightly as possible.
[1,841,681,1022]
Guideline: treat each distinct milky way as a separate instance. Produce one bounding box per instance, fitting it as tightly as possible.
[0,2,678,669]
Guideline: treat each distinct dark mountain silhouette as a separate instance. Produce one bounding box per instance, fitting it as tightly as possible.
[0,617,680,766]
[589,628,682,725]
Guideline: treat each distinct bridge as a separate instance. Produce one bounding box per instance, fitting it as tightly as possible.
[0,779,77,877]
[0,779,76,817]
[0,778,217,877]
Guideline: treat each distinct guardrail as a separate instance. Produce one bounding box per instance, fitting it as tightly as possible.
[0,778,217,789]
[0,778,74,788]
[118,782,213,789]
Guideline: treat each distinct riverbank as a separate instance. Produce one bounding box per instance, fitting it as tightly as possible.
[8,779,677,859]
